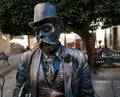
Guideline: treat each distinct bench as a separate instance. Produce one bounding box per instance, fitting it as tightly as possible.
[91,48,120,73]
[0,51,9,65]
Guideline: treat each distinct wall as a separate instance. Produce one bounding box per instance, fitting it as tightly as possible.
[28,35,36,49]
[59,33,85,49]
[110,26,120,49]
[0,33,30,53]
[10,35,28,53]
[0,33,11,53]
[95,25,120,50]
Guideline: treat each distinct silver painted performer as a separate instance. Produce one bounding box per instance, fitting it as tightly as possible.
[13,2,95,97]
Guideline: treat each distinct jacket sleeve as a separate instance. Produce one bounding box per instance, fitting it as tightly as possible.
[77,51,95,97]
[13,51,31,97]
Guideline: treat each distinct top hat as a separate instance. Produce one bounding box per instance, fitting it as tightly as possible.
[28,3,63,28]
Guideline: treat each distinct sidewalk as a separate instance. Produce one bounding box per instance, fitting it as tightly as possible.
[0,53,22,97]
[0,53,22,76]
[2,70,17,97]
[92,64,120,97]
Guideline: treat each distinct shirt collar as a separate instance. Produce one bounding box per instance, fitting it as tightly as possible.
[55,43,62,60]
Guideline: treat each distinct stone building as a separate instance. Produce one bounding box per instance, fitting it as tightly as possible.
[0,33,35,54]
[0,34,11,53]
[109,26,120,50]
[95,25,120,50]
[102,26,120,50]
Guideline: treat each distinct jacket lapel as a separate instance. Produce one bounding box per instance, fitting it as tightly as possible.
[61,46,74,97]
[62,60,74,97]
[30,49,42,97]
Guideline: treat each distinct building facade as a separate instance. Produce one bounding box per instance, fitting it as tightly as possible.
[95,25,120,50]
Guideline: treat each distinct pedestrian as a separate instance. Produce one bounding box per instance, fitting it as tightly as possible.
[13,2,95,97]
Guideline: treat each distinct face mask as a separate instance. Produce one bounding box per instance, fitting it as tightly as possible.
[35,23,61,52]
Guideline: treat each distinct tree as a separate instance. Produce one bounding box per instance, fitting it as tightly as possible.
[0,0,120,63]
[51,0,120,63]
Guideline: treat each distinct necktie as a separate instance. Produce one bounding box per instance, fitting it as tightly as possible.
[46,57,55,81]
[42,53,60,85]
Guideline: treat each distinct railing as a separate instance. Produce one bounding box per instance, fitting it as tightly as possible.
[0,74,5,97]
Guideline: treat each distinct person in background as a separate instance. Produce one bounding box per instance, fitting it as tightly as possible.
[13,2,95,97]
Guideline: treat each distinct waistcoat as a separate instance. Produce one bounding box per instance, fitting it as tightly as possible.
[29,47,74,97]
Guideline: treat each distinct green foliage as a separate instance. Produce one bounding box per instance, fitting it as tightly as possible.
[0,0,120,35]
[52,0,120,29]
[0,0,47,35]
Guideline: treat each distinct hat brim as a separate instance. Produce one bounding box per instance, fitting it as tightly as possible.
[28,16,64,28]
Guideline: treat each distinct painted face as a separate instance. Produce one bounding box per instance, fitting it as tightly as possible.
[34,23,61,52]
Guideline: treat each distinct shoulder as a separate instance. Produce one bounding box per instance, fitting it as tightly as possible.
[21,48,39,62]
[63,46,85,59]
[63,46,87,66]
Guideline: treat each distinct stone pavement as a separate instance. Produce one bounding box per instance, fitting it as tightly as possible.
[2,70,16,97]
[3,68,120,97]
[92,67,120,97]
[0,53,22,97]
[1,53,120,97]
[0,53,22,76]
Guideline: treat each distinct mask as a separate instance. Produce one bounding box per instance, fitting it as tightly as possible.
[35,23,61,52]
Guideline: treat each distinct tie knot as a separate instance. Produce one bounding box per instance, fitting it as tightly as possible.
[47,55,55,63]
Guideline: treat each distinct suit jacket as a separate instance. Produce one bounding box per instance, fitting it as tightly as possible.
[13,46,95,97]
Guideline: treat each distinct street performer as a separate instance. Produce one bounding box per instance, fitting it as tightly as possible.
[13,2,95,97]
